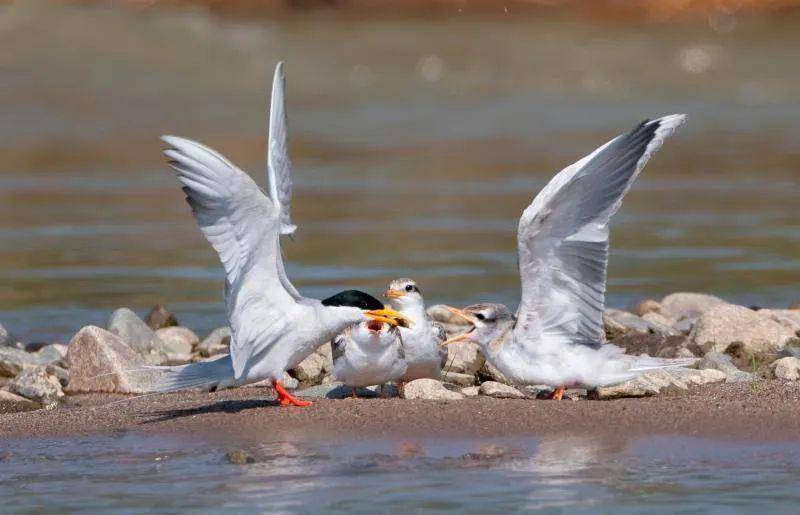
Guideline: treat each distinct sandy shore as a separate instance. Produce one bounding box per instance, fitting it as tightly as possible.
[2,380,799,441]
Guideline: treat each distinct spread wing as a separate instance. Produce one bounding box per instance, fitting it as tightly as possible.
[267,62,302,300]
[514,115,685,350]
[163,135,296,379]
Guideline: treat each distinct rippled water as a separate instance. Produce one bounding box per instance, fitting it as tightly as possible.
[2,434,799,513]
[1,4,799,345]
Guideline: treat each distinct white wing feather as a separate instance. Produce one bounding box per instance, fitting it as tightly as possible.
[267,62,302,300]
[514,115,686,350]
[162,135,296,379]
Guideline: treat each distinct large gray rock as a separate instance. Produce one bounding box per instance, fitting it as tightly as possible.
[478,360,512,385]
[107,308,168,364]
[591,368,725,399]
[145,304,179,330]
[427,304,472,335]
[197,327,231,357]
[445,341,484,376]
[758,309,800,334]
[8,366,64,409]
[772,357,800,380]
[36,344,68,368]
[631,299,663,317]
[604,309,651,338]
[660,292,728,321]
[155,326,198,363]
[0,389,38,413]
[0,323,24,349]
[692,304,796,356]
[66,326,157,394]
[0,347,43,377]
[610,332,694,359]
[290,351,327,384]
[441,371,475,386]
[402,378,464,400]
[461,386,480,397]
[479,381,526,399]
[698,352,753,383]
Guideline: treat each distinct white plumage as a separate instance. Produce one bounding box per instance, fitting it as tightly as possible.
[444,115,694,392]
[385,278,447,382]
[149,63,408,403]
[332,320,407,389]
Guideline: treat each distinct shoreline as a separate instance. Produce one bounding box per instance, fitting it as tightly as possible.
[3,380,799,442]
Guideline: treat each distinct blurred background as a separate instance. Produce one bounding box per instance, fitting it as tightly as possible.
[2,0,799,343]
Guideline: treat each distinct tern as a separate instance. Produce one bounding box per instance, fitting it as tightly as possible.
[149,63,409,406]
[385,278,447,383]
[331,320,407,397]
[442,115,693,399]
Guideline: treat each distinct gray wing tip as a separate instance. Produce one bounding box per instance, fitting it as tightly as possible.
[650,114,687,132]
[280,224,297,236]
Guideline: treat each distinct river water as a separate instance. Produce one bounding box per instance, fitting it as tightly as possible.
[2,433,800,513]
[2,3,799,344]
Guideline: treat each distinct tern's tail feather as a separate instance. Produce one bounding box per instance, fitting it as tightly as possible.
[144,354,236,393]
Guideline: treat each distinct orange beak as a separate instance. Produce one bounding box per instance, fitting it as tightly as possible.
[384,289,405,299]
[365,308,412,328]
[439,306,478,346]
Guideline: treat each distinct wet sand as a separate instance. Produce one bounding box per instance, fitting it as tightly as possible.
[2,381,799,441]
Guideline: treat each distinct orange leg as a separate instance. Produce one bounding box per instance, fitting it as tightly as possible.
[549,387,565,400]
[273,379,312,407]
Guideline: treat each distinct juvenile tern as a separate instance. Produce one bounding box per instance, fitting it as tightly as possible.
[385,278,448,382]
[442,115,693,399]
[331,319,407,397]
[149,63,409,406]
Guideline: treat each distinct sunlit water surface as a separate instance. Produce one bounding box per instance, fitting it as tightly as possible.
[1,5,799,343]
[1,434,799,513]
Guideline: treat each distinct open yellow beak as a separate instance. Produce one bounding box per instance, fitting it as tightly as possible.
[384,289,405,299]
[444,306,478,325]
[365,308,412,328]
[439,306,478,346]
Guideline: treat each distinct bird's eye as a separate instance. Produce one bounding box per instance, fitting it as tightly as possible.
[475,313,486,321]
[405,285,414,292]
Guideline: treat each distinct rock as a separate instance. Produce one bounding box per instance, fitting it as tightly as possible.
[479,381,526,399]
[0,347,43,377]
[0,389,38,413]
[610,332,695,359]
[641,312,680,335]
[477,360,512,385]
[772,357,800,380]
[401,378,464,400]
[155,327,198,363]
[461,386,480,397]
[290,349,328,384]
[427,304,472,335]
[604,309,651,338]
[669,367,727,386]
[197,327,231,358]
[757,309,800,334]
[36,344,68,368]
[660,292,728,321]
[631,299,662,317]
[0,323,24,350]
[591,368,725,399]
[46,365,70,387]
[107,308,168,364]
[66,326,157,394]
[698,352,753,383]
[8,366,64,409]
[444,341,484,376]
[226,450,255,465]
[441,371,475,386]
[145,304,179,330]
[692,304,796,356]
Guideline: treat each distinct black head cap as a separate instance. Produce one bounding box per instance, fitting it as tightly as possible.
[321,290,383,310]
